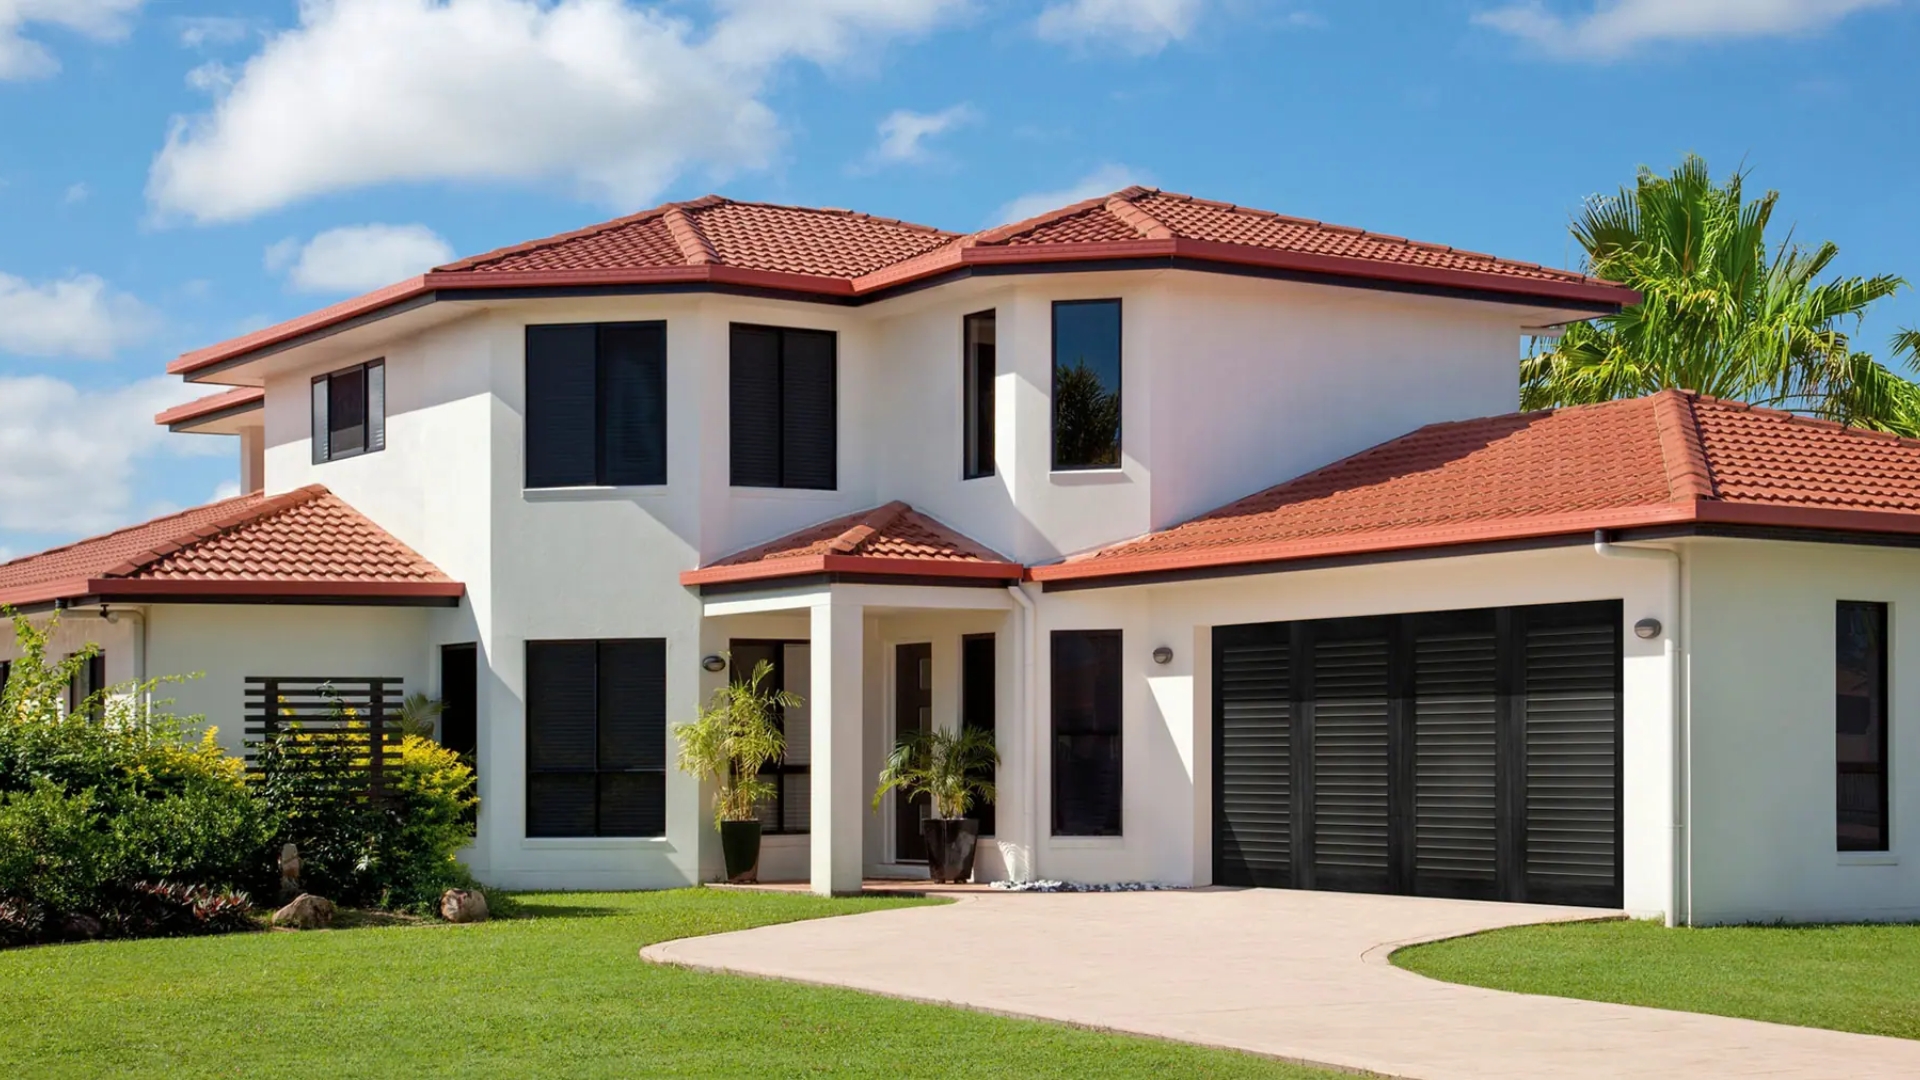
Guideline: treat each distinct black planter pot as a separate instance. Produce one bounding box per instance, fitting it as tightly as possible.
[921,818,980,884]
[720,820,762,883]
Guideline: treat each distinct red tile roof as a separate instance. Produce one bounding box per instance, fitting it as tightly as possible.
[0,486,463,607]
[1032,391,1920,584]
[170,188,1638,377]
[156,386,264,429]
[682,502,1021,587]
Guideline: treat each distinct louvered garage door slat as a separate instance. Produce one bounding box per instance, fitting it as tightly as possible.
[1312,633,1391,891]
[1524,619,1619,904]
[1413,624,1498,895]
[1214,632,1291,887]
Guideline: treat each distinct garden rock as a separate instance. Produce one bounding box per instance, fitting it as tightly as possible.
[439,889,489,924]
[272,893,335,930]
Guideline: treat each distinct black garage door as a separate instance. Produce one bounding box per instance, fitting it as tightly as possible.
[1213,601,1621,908]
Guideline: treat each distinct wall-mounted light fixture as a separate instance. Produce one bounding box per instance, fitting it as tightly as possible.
[701,655,727,673]
[1151,646,1174,665]
[1633,618,1663,640]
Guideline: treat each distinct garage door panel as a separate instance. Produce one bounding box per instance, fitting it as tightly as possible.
[1215,628,1293,888]
[1413,619,1499,897]
[1311,632,1391,890]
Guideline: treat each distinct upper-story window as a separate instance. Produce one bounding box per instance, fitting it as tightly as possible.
[525,322,667,489]
[1052,299,1121,470]
[963,311,996,479]
[730,324,836,490]
[311,359,384,464]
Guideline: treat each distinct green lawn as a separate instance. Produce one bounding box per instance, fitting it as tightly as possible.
[0,889,1343,1079]
[1394,917,1920,1039]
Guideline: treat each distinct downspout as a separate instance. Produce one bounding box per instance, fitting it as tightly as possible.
[1007,582,1039,883]
[1593,530,1688,927]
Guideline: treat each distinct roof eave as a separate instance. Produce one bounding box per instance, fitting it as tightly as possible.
[680,555,1023,587]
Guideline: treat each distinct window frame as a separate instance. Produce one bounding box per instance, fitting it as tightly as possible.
[1837,600,1892,853]
[1050,298,1123,472]
[1050,629,1124,837]
[962,310,996,480]
[729,322,838,491]
[524,321,668,490]
[524,638,668,839]
[310,358,386,464]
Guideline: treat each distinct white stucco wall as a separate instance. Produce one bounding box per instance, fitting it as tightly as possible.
[1685,538,1920,924]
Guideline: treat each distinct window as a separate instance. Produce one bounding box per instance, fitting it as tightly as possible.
[1052,299,1121,470]
[730,324,836,490]
[963,311,996,479]
[440,643,478,758]
[1052,630,1122,836]
[68,652,105,722]
[525,639,666,838]
[731,642,810,835]
[1837,601,1890,852]
[963,633,997,836]
[525,322,667,488]
[311,359,385,463]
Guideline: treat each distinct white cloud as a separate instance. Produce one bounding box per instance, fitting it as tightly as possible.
[61,182,87,205]
[991,164,1149,226]
[271,224,456,294]
[210,480,241,502]
[1036,0,1205,54]
[148,0,966,224]
[0,272,158,360]
[0,375,222,536]
[863,103,978,168]
[0,0,142,79]
[177,15,254,49]
[1475,0,1894,60]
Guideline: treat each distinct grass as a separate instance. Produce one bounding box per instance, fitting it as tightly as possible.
[1394,917,1920,1039]
[0,888,1347,1079]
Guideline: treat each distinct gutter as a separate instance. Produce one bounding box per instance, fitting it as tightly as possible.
[1007,582,1040,883]
[1593,530,1689,927]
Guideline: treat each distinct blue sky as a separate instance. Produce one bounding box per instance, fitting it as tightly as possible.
[2,0,1917,562]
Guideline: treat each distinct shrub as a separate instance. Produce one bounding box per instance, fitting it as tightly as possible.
[99,881,256,939]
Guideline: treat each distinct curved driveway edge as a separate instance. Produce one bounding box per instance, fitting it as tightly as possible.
[642,888,1920,1080]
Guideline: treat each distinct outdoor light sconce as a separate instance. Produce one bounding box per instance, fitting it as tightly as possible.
[701,655,727,673]
[1634,618,1663,640]
[1152,646,1174,665]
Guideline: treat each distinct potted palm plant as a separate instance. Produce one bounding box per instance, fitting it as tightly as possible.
[674,659,795,883]
[872,727,999,884]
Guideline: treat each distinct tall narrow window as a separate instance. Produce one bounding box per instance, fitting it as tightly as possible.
[1052,630,1123,836]
[68,652,105,722]
[440,643,478,758]
[525,322,667,488]
[1052,299,1121,470]
[963,311,996,479]
[525,639,667,838]
[730,324,837,490]
[1837,601,1890,852]
[311,359,385,463]
[963,633,997,835]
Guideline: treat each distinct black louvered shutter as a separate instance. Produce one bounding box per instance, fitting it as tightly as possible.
[1051,631,1123,837]
[780,329,836,490]
[1522,604,1621,906]
[595,639,666,837]
[366,360,386,453]
[1411,611,1499,898]
[526,642,597,837]
[599,323,667,486]
[730,326,782,487]
[1214,625,1292,887]
[1311,621,1391,892]
[526,325,598,488]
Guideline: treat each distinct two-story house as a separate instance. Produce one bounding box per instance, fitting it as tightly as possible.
[8,187,1920,925]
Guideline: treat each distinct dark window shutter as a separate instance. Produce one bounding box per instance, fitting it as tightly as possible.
[525,325,599,488]
[729,326,782,487]
[596,640,665,772]
[525,641,596,838]
[1051,630,1123,837]
[328,365,367,455]
[311,377,330,463]
[780,329,836,490]
[598,323,667,486]
[366,361,386,453]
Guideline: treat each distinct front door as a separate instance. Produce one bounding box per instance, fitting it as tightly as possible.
[894,643,933,862]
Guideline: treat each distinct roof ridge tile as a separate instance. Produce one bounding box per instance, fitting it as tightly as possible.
[1106,194,1174,239]
[1652,389,1717,501]
[663,206,718,265]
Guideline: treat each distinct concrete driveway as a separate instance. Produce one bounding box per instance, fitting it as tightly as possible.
[644,887,1920,1079]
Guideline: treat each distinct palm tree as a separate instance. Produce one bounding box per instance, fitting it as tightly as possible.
[1523,154,1919,434]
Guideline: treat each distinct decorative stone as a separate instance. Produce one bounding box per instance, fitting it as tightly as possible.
[277,843,302,901]
[271,893,335,930]
[439,889,489,924]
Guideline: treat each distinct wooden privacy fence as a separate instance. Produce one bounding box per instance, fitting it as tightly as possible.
[244,676,404,801]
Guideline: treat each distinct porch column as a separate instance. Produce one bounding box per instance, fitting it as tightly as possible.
[809,591,865,896]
